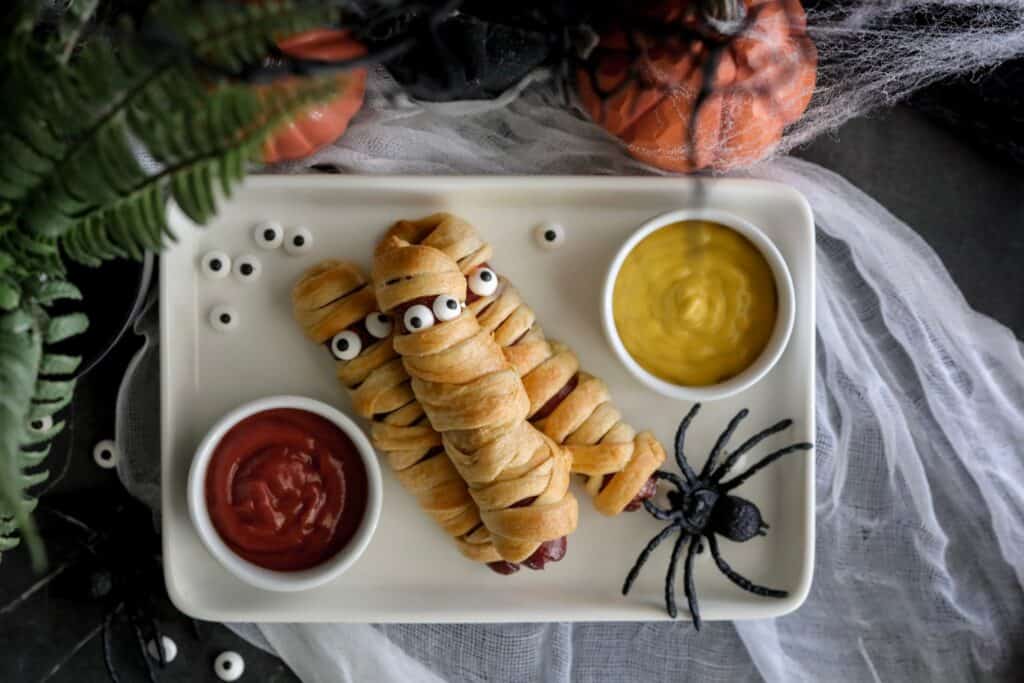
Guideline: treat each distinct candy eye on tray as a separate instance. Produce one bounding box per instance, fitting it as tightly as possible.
[161,176,815,624]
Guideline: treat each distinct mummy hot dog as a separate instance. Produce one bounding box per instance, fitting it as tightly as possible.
[382,214,666,515]
[291,261,502,566]
[373,237,579,564]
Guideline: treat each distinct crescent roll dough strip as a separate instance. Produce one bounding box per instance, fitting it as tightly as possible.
[374,237,579,564]
[291,260,500,563]
[384,213,666,515]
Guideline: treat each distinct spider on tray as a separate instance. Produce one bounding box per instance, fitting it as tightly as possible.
[622,403,813,629]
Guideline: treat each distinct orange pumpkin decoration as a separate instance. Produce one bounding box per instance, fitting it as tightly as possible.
[578,0,817,172]
[262,29,368,164]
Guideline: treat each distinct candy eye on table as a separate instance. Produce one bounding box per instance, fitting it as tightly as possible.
[233,255,262,283]
[253,221,284,249]
[284,226,314,255]
[208,305,239,332]
[534,222,566,250]
[201,251,231,279]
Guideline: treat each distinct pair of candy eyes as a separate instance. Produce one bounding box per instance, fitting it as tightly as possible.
[253,222,312,254]
[201,252,261,282]
[403,294,464,332]
[329,312,394,360]
[328,294,465,361]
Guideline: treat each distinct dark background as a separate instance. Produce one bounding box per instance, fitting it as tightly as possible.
[1,96,1022,681]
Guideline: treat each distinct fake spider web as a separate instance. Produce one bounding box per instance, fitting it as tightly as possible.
[783,0,1024,155]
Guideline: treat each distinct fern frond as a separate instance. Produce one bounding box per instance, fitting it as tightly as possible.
[0,306,45,567]
[20,446,49,469]
[60,74,339,263]
[6,1,338,236]
[0,281,82,567]
[0,0,348,567]
[148,0,340,74]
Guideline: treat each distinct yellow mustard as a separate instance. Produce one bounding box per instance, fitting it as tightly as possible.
[612,220,777,386]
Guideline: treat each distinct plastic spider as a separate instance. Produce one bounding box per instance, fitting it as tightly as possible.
[622,404,813,629]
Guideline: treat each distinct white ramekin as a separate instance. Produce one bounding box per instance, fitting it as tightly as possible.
[602,208,796,402]
[187,395,382,592]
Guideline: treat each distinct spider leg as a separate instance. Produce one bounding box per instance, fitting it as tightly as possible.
[663,532,690,619]
[720,442,814,492]
[103,604,123,683]
[128,605,159,683]
[642,498,676,521]
[682,535,702,630]
[622,524,680,596]
[706,534,787,598]
[710,418,793,484]
[698,408,748,479]
[673,403,701,484]
[150,615,167,667]
[652,469,690,494]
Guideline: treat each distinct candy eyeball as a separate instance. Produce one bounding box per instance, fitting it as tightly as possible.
[284,226,313,255]
[253,220,284,249]
[93,439,119,469]
[146,636,178,663]
[468,267,498,297]
[232,254,262,283]
[329,330,362,361]
[28,415,54,434]
[209,305,238,332]
[403,304,435,332]
[364,312,393,339]
[534,222,565,250]
[214,651,244,682]
[200,251,231,279]
[432,294,461,322]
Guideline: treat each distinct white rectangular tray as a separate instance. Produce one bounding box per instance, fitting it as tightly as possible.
[161,176,815,623]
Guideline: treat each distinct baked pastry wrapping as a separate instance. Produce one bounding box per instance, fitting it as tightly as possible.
[373,237,579,564]
[383,213,666,515]
[291,260,500,564]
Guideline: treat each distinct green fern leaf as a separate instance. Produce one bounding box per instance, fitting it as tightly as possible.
[19,446,49,469]
[61,73,338,263]
[45,313,89,343]
[0,307,44,568]
[0,277,19,311]
[39,353,81,376]
[33,378,76,402]
[0,279,84,566]
[28,390,75,418]
[22,420,66,447]
[20,469,48,489]
[149,0,339,73]
[14,1,338,238]
[28,280,82,305]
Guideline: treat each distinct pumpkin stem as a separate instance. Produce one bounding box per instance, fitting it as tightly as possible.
[701,0,747,25]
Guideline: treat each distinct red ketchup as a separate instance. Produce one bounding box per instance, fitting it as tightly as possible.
[205,408,367,571]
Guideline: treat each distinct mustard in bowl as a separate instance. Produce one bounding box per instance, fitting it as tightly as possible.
[602,209,795,402]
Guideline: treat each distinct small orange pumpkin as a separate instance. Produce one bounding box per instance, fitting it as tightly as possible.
[262,29,368,164]
[578,0,817,172]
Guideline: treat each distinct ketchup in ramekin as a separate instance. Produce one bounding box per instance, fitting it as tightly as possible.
[204,408,368,571]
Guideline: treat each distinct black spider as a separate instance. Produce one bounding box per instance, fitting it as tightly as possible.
[622,403,813,629]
